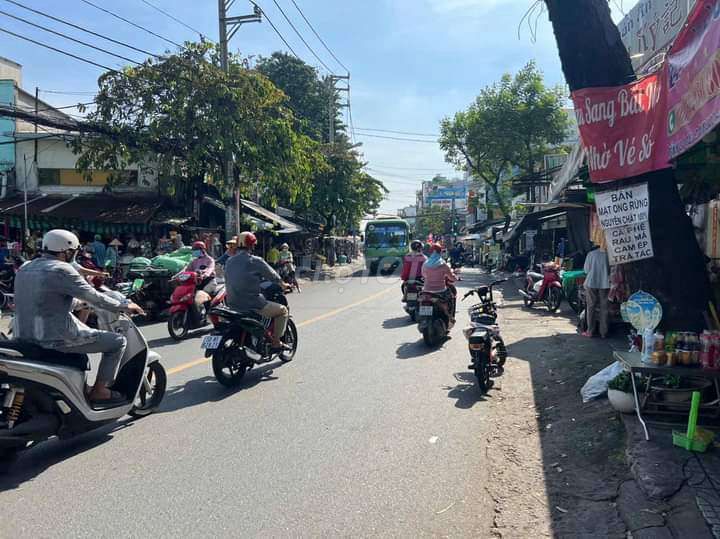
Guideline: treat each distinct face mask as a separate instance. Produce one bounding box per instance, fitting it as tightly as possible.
[192,250,203,258]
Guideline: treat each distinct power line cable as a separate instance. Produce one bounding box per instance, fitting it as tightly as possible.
[355,127,439,137]
[0,26,116,72]
[354,132,439,144]
[367,163,457,172]
[40,89,98,96]
[0,9,142,65]
[77,0,183,48]
[3,0,160,58]
[288,0,349,74]
[268,0,334,73]
[138,0,206,39]
[248,1,300,58]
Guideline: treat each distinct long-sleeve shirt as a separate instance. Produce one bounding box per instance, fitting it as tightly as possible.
[584,248,610,289]
[14,256,128,347]
[422,261,456,293]
[401,253,427,281]
[186,254,216,280]
[225,251,282,311]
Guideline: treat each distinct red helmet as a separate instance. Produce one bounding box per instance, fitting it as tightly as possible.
[431,243,443,254]
[238,231,257,248]
[191,241,206,251]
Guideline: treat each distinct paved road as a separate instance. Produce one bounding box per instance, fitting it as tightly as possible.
[0,269,494,537]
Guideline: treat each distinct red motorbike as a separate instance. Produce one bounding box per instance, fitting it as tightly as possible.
[518,263,564,313]
[167,271,222,340]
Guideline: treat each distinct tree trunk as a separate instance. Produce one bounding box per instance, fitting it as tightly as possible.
[545,0,710,330]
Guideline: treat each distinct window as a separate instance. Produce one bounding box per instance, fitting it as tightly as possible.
[38,168,60,186]
[366,225,408,248]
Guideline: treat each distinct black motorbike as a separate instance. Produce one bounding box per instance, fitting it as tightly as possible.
[0,256,23,310]
[418,288,456,347]
[123,267,174,320]
[202,283,298,387]
[462,279,508,393]
[402,278,423,322]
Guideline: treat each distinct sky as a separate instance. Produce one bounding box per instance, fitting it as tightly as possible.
[0,0,627,213]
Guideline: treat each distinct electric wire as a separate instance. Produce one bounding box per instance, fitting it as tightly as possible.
[354,132,439,143]
[0,26,116,72]
[355,127,439,137]
[138,0,206,39]
[249,1,300,58]
[78,0,183,48]
[2,0,160,58]
[268,0,334,73]
[288,0,349,74]
[0,9,142,65]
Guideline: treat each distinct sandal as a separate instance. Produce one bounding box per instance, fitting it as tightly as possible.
[270,343,292,354]
[90,389,127,408]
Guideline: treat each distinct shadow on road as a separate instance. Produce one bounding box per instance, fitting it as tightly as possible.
[444,372,491,409]
[382,316,413,329]
[159,362,286,413]
[395,338,451,359]
[147,329,211,349]
[0,417,137,492]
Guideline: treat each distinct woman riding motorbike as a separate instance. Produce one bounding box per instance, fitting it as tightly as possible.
[401,240,427,301]
[421,243,458,322]
[278,243,300,293]
[184,241,217,294]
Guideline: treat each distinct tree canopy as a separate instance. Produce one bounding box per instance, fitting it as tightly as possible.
[439,61,568,218]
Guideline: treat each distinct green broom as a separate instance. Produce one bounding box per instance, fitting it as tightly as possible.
[673,391,715,452]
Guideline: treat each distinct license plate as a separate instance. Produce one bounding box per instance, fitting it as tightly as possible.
[383,263,391,269]
[201,335,222,350]
[419,305,433,317]
[406,293,418,301]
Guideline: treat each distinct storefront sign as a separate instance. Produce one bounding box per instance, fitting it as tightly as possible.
[605,221,655,265]
[665,0,720,159]
[572,74,669,183]
[594,183,650,228]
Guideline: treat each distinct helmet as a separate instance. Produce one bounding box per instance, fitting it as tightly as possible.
[431,243,443,254]
[281,243,289,250]
[410,240,423,252]
[42,229,80,253]
[238,232,257,249]
[191,241,206,251]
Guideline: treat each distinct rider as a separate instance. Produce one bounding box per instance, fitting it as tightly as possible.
[13,229,144,405]
[185,241,217,293]
[421,243,458,321]
[278,243,300,292]
[400,240,427,301]
[225,232,291,352]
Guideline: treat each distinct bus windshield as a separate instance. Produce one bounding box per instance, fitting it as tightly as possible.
[365,224,408,248]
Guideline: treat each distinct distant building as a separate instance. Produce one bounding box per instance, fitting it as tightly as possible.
[397,205,417,230]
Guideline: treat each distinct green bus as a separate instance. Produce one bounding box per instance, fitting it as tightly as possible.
[363,218,410,273]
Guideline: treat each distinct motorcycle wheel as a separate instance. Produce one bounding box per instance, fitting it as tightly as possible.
[212,339,248,388]
[422,319,446,347]
[167,311,189,341]
[129,362,167,418]
[495,338,508,367]
[473,352,492,394]
[278,319,298,363]
[409,310,417,323]
[523,295,534,308]
[567,289,582,314]
[547,288,562,313]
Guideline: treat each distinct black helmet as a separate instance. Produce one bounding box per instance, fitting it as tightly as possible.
[410,240,423,252]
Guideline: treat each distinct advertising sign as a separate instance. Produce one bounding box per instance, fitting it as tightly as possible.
[571,73,669,183]
[605,221,655,265]
[0,80,15,171]
[665,0,720,158]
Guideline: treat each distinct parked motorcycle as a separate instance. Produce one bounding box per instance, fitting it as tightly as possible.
[167,271,223,341]
[403,278,424,322]
[517,263,564,313]
[202,282,298,387]
[418,287,456,347]
[462,279,508,393]
[0,296,166,472]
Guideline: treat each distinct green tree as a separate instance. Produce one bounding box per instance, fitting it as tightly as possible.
[440,62,568,218]
[415,207,452,239]
[72,42,320,207]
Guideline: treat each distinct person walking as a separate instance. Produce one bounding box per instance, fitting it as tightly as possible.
[583,242,611,338]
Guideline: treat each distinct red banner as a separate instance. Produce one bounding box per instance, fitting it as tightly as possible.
[571,73,670,183]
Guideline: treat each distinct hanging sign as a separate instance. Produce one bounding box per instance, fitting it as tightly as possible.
[595,183,655,265]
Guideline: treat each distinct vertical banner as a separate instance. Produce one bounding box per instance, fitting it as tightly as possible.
[594,183,655,265]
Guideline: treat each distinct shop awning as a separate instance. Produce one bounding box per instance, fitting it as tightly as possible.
[240,199,303,234]
[548,144,586,202]
[503,203,590,244]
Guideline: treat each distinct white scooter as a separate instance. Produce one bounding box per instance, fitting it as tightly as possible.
[0,290,166,472]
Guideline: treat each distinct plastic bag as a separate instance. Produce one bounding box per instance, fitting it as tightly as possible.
[580,361,625,403]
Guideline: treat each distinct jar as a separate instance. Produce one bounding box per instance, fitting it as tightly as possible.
[667,352,678,367]
[651,351,666,365]
[654,333,665,352]
[679,349,693,365]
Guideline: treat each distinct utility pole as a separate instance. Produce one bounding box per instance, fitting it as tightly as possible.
[328,74,349,145]
[217,0,261,235]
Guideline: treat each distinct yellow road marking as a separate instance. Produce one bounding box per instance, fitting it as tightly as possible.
[166,286,394,376]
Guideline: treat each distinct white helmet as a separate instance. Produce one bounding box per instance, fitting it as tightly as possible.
[42,229,80,253]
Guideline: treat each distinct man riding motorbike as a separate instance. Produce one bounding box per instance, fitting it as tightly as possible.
[12,229,144,405]
[400,240,427,301]
[421,243,458,322]
[278,242,300,293]
[184,240,217,293]
[224,232,292,352]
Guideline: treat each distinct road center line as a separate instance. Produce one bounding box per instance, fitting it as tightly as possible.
[165,286,394,376]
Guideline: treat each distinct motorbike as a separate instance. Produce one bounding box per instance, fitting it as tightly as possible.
[517,263,564,313]
[462,279,508,393]
[202,282,298,388]
[0,256,23,310]
[279,260,301,293]
[167,271,223,341]
[0,293,166,472]
[403,278,424,322]
[123,267,174,321]
[418,285,456,347]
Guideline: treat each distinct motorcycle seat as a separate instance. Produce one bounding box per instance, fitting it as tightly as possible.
[0,340,89,370]
[528,271,544,280]
[209,306,264,328]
